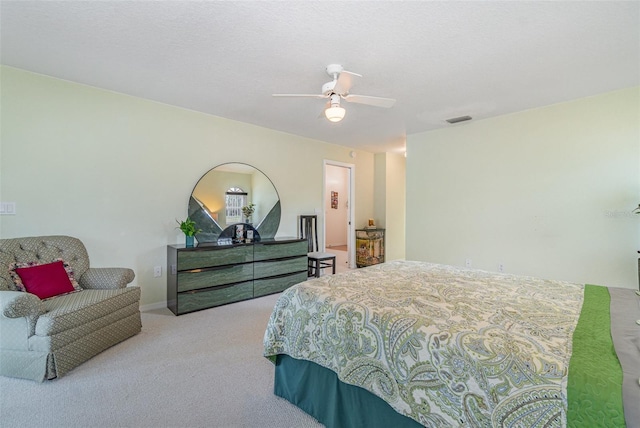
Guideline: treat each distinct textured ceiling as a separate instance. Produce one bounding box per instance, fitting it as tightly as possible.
[1,1,638,153]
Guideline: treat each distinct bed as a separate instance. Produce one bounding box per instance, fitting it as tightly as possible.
[263,260,640,428]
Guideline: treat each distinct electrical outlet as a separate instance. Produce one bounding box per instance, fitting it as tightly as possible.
[465,259,472,268]
[498,263,504,273]
[153,266,162,278]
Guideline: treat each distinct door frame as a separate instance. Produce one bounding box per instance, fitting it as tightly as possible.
[323,159,356,269]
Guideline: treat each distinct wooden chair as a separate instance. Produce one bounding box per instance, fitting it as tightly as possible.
[300,215,336,278]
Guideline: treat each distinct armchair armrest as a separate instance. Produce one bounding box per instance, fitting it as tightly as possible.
[79,268,135,290]
[0,291,44,318]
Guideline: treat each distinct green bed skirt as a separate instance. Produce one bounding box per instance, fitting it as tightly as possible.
[274,354,422,428]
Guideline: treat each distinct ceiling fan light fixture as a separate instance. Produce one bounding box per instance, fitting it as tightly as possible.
[325,105,346,122]
[273,64,395,123]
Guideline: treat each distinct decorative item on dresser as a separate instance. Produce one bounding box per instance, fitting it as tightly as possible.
[167,238,307,315]
[241,203,256,224]
[176,217,201,248]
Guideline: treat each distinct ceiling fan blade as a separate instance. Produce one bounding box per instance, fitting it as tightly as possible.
[272,93,327,99]
[342,94,396,108]
[332,70,361,95]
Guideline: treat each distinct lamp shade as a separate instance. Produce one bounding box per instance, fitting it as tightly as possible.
[325,105,346,122]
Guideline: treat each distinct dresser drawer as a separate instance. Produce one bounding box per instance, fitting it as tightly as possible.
[254,255,307,279]
[253,240,307,261]
[177,263,254,292]
[178,281,254,314]
[254,271,308,297]
[177,245,253,271]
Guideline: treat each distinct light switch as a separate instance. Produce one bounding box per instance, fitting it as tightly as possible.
[0,202,16,215]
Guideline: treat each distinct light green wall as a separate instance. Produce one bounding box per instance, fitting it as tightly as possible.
[374,152,406,262]
[0,66,376,308]
[407,87,640,289]
[385,153,406,262]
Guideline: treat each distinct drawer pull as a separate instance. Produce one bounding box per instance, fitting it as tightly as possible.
[258,255,307,263]
[184,264,237,274]
[182,281,248,294]
[257,270,307,280]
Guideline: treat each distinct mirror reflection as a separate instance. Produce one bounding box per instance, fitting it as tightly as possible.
[188,163,281,243]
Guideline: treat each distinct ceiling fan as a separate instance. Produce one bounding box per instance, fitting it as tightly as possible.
[273,64,396,123]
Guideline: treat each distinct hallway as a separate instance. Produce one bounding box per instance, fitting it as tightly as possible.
[326,247,350,274]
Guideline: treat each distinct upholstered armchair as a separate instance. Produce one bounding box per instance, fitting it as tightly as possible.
[0,235,141,381]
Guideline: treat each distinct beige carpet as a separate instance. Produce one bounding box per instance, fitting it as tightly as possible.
[0,293,323,428]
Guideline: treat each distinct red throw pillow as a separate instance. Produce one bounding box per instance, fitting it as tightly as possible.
[13,260,77,300]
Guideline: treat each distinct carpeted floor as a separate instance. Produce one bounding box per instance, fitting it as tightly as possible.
[0,293,323,428]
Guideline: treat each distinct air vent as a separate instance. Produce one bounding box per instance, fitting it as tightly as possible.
[446,115,472,124]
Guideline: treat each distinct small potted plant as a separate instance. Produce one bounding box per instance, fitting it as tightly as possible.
[241,203,256,224]
[176,217,201,247]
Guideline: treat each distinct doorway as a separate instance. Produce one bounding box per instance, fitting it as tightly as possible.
[323,160,355,271]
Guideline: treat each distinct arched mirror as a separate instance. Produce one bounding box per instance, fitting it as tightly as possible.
[188,163,281,243]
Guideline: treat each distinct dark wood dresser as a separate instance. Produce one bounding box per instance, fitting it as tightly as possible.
[167,238,307,315]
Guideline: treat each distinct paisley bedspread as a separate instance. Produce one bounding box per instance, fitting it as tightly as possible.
[263,260,587,427]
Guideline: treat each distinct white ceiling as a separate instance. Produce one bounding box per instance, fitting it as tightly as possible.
[1,1,638,153]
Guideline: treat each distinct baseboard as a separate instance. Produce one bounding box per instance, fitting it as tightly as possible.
[140,301,168,312]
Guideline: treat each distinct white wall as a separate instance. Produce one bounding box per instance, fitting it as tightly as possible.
[406,87,640,289]
[0,66,376,308]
